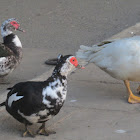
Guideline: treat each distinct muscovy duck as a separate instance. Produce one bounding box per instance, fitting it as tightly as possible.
[76,37,140,104]
[0,18,24,77]
[0,54,84,137]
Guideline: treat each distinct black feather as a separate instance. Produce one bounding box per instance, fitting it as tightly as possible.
[0,102,5,106]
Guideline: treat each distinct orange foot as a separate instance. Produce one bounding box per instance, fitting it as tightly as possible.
[128,93,140,104]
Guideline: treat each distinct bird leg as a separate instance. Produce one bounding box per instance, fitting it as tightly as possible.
[124,80,140,104]
[23,124,35,137]
[37,122,56,136]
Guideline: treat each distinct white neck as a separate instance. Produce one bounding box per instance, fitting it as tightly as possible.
[12,35,22,48]
[60,63,74,77]
[1,27,22,48]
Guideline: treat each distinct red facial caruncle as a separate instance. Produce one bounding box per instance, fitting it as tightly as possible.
[70,57,78,67]
[10,21,20,29]
[69,57,85,69]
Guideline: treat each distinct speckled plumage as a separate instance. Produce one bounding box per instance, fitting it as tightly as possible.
[5,76,67,125]
[0,55,82,137]
[0,18,23,77]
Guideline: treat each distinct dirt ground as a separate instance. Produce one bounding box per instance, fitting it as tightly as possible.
[1,0,140,140]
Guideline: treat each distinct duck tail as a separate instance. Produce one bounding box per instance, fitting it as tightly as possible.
[76,44,101,65]
[7,87,12,90]
[0,102,5,107]
[76,41,112,65]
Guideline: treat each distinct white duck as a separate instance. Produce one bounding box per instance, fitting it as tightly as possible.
[76,36,140,104]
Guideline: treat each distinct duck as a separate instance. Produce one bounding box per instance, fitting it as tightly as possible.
[76,36,140,104]
[0,18,24,77]
[0,54,84,137]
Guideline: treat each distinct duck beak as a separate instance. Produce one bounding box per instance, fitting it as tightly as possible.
[17,27,25,32]
[76,64,85,69]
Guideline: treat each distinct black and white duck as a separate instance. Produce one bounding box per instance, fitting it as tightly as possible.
[0,54,84,137]
[0,18,24,77]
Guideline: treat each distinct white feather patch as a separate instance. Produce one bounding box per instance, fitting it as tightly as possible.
[42,79,67,107]
[0,57,6,62]
[8,92,23,107]
[38,109,49,116]
[12,35,22,47]
[18,110,39,124]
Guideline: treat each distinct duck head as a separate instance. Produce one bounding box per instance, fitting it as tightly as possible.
[53,54,85,77]
[1,18,25,37]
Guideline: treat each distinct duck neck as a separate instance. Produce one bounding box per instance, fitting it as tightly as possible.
[52,64,69,78]
[3,33,22,59]
[52,69,67,79]
[52,62,74,78]
[3,33,22,47]
[44,69,67,86]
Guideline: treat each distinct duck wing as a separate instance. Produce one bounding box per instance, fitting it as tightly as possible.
[0,43,14,57]
[0,43,16,76]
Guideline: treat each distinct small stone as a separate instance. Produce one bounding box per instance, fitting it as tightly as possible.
[115,129,126,134]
